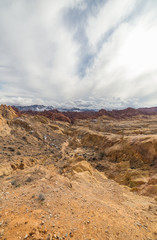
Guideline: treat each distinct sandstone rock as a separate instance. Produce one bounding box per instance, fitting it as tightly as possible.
[11,118,32,131]
[129,136,157,164]
[114,169,149,188]
[49,124,64,134]
[147,174,157,185]
[0,114,11,136]
[130,177,148,188]
[83,133,105,148]
[140,185,157,196]
[72,161,93,175]
[0,164,12,177]
[32,115,50,124]
[71,161,107,185]
[0,105,17,120]
[129,156,144,169]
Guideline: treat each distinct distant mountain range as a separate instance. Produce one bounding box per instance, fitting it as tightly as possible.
[13,105,97,112]
[12,104,157,123]
[13,105,157,115]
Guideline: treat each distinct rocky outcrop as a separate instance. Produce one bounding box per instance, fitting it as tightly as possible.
[68,126,157,195]
[11,118,32,131]
[0,114,11,136]
[0,105,19,136]
[0,104,18,120]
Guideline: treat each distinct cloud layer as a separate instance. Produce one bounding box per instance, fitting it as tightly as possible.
[0,0,157,109]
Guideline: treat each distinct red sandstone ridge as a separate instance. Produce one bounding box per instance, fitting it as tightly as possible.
[11,105,157,123]
[138,107,157,114]
[21,110,71,123]
[64,106,157,121]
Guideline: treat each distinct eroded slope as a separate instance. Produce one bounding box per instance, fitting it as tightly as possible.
[0,106,157,240]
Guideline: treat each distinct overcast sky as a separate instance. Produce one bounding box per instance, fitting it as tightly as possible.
[0,0,157,109]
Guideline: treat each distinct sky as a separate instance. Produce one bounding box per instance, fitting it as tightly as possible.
[0,0,157,109]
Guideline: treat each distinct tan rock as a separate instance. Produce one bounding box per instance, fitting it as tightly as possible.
[0,104,17,120]
[11,118,32,131]
[0,114,11,136]
[72,161,93,175]
[0,164,12,177]
[140,185,157,196]
[147,174,157,185]
[115,169,149,188]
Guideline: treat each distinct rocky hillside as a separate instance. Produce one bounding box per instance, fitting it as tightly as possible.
[0,105,157,240]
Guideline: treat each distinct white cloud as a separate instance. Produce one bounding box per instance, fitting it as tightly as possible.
[81,1,157,104]
[86,0,136,52]
[0,0,157,109]
[0,0,80,100]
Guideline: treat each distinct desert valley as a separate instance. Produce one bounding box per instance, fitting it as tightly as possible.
[0,104,156,240]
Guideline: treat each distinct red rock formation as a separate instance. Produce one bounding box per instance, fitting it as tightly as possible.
[11,106,157,123]
[21,110,71,123]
